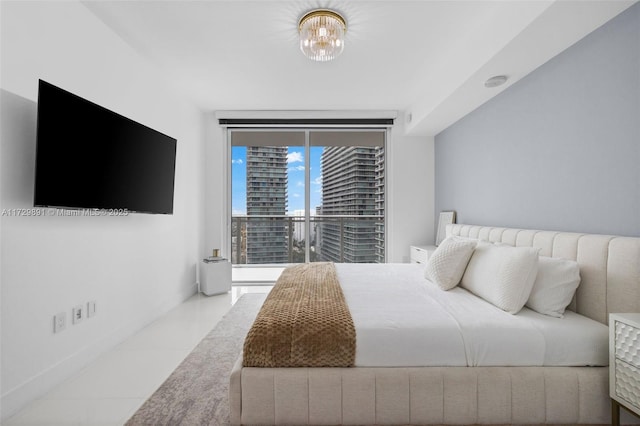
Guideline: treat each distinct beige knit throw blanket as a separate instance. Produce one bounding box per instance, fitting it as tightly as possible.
[243,262,356,367]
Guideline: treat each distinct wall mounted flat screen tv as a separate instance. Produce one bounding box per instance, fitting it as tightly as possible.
[34,80,177,214]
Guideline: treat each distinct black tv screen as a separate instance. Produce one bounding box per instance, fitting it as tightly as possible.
[34,80,177,214]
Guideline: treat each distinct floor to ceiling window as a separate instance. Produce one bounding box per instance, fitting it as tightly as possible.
[229,128,386,265]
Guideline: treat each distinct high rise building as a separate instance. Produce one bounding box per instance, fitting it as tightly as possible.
[318,146,383,263]
[291,209,317,244]
[245,146,288,264]
[291,209,305,242]
[374,146,385,263]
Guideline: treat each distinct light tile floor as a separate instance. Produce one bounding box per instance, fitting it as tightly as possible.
[4,284,273,426]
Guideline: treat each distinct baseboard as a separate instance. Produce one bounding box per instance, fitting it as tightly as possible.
[232,281,276,286]
[1,282,198,421]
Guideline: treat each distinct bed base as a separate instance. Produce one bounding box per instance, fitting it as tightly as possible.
[230,357,619,425]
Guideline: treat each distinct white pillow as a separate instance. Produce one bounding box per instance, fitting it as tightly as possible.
[526,256,580,318]
[424,237,477,290]
[460,244,540,314]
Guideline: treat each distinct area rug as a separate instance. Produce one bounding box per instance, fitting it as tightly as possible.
[125,293,266,426]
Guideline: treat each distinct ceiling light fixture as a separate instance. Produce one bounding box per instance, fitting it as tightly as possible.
[298,9,346,62]
[484,75,508,88]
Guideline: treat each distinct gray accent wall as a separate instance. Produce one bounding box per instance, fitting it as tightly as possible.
[435,3,639,237]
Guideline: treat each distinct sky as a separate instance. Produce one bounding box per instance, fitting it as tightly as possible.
[231,146,323,215]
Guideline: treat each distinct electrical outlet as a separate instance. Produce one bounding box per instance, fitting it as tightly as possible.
[53,312,66,333]
[87,300,97,318]
[72,305,83,324]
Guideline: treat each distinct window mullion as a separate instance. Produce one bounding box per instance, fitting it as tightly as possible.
[304,130,311,263]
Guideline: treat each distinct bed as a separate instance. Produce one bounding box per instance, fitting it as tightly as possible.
[230,224,640,425]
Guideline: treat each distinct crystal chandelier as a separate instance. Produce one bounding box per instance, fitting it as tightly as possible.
[298,9,346,62]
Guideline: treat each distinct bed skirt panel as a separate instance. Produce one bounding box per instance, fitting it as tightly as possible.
[230,362,619,425]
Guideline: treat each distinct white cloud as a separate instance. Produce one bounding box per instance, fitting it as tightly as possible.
[313,175,323,185]
[287,152,303,163]
[288,165,305,172]
[231,158,243,165]
[296,181,304,187]
[292,193,301,198]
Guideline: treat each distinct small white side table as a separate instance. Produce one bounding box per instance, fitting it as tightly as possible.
[199,259,232,296]
[410,245,437,264]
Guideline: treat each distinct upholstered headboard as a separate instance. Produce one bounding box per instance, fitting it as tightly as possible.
[447,224,640,325]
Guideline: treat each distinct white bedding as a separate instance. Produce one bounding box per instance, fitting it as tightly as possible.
[336,263,609,367]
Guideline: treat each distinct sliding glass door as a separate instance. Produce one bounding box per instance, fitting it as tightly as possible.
[310,131,385,263]
[230,129,385,265]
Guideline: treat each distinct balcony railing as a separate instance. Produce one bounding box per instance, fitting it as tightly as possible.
[231,215,384,265]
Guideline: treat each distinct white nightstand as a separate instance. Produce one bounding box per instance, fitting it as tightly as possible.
[610,313,640,426]
[199,259,232,296]
[409,245,437,264]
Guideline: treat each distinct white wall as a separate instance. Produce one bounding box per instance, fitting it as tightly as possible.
[0,1,206,419]
[204,116,227,259]
[387,114,435,262]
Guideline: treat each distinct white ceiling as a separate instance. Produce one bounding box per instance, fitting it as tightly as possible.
[82,0,636,136]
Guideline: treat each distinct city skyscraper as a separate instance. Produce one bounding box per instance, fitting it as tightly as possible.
[318,146,383,263]
[245,146,288,264]
[291,209,316,244]
[374,146,385,263]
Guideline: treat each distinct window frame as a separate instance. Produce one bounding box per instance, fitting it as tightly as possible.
[224,126,391,266]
